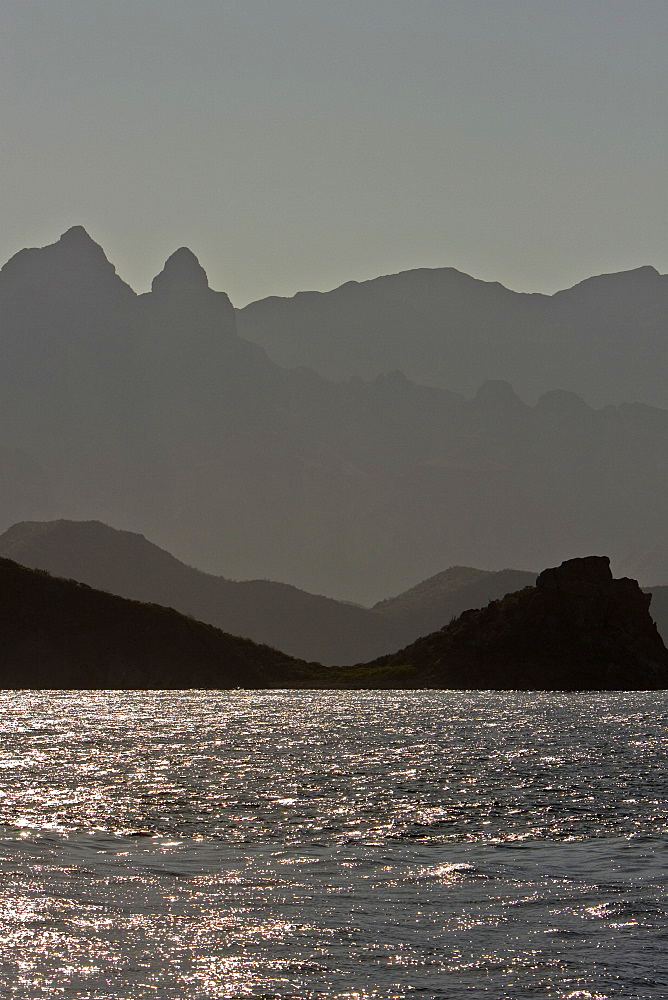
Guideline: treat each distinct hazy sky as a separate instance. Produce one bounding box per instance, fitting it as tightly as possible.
[2,0,667,305]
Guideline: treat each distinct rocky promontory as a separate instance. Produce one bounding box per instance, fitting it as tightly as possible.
[361,557,668,690]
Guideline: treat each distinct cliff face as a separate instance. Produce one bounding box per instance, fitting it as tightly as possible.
[376,557,668,690]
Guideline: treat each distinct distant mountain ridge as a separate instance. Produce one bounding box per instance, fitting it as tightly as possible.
[237,263,668,408]
[1,228,667,601]
[374,567,538,638]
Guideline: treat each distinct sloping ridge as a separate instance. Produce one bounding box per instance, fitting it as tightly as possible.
[0,557,302,690]
[0,520,399,664]
[374,566,537,638]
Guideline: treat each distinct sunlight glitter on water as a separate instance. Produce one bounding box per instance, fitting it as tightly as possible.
[0,690,666,998]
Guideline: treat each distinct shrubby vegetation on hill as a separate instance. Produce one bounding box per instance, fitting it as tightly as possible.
[0,557,302,689]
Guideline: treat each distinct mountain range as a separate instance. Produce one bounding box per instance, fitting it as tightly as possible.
[237,264,668,409]
[1,228,666,602]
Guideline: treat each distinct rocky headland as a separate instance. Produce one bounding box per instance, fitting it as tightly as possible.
[359,556,668,690]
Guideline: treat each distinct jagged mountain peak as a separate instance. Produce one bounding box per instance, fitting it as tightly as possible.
[0,226,135,300]
[151,247,210,295]
[59,224,96,244]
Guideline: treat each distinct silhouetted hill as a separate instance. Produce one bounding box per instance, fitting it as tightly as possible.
[3,229,668,602]
[0,520,399,664]
[359,558,668,690]
[374,567,537,638]
[0,557,303,689]
[237,264,668,408]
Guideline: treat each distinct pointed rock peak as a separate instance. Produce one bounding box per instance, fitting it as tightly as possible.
[474,380,525,408]
[0,227,135,299]
[151,247,210,294]
[55,226,110,262]
[59,225,95,244]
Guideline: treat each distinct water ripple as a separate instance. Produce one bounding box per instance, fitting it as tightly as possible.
[0,690,666,997]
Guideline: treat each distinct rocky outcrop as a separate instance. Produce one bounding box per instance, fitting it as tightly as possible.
[370,557,668,690]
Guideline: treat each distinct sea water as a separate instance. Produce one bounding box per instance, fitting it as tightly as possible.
[0,690,666,998]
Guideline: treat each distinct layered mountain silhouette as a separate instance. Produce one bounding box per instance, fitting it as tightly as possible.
[0,519,399,664]
[1,554,664,690]
[0,556,301,689]
[2,520,666,659]
[1,228,667,602]
[373,566,538,637]
[237,264,668,409]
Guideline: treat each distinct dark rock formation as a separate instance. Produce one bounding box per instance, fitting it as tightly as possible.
[369,557,668,690]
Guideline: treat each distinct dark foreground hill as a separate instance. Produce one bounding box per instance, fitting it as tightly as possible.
[354,557,668,691]
[0,557,302,689]
[0,520,399,664]
[1,555,666,691]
